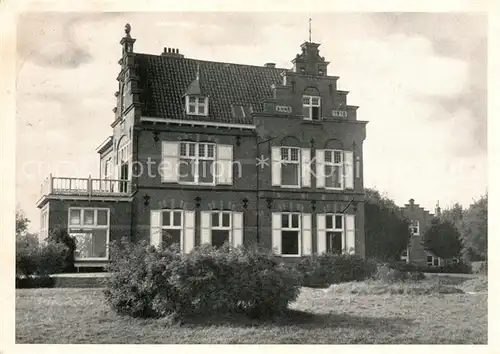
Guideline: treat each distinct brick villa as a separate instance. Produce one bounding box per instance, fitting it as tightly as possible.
[37,24,368,269]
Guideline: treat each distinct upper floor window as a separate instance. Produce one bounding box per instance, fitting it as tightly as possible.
[410,220,420,236]
[161,141,234,185]
[324,150,343,189]
[186,96,208,116]
[280,147,300,187]
[104,157,112,179]
[316,149,354,190]
[302,95,321,120]
[179,142,215,184]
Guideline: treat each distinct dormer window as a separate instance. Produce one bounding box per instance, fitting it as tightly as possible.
[303,95,321,120]
[186,96,208,116]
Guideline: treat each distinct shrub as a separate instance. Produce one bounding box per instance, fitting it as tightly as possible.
[329,280,464,296]
[372,262,425,283]
[417,262,472,274]
[16,236,69,278]
[16,276,55,288]
[103,239,301,320]
[472,261,487,275]
[297,253,374,287]
[16,237,40,277]
[47,228,76,272]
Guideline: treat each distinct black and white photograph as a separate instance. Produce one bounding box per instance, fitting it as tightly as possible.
[2,4,493,347]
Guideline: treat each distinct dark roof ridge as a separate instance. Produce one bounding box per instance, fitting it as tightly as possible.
[135,52,289,71]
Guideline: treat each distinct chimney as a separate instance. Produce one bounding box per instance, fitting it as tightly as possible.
[161,47,184,58]
[265,63,276,68]
[409,198,415,206]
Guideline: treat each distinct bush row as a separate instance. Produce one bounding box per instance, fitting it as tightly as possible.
[105,240,442,320]
[392,261,472,274]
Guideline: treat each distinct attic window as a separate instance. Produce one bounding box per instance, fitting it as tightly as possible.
[233,105,246,118]
[303,95,321,120]
[186,96,208,116]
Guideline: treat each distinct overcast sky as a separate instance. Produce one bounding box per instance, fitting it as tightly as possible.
[16,12,487,232]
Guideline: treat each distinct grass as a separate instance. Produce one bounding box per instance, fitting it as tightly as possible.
[16,279,487,344]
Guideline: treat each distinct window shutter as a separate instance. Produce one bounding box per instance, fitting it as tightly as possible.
[161,142,179,183]
[216,144,233,185]
[200,211,211,245]
[302,213,312,256]
[232,212,243,247]
[272,212,282,254]
[271,147,281,186]
[315,149,325,188]
[183,210,195,253]
[301,148,311,187]
[344,151,354,189]
[150,210,162,246]
[345,214,355,254]
[317,214,326,254]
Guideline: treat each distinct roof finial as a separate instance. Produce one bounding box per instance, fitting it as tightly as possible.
[124,23,131,37]
[308,18,312,42]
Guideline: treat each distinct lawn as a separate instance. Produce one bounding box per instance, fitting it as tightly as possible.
[16,279,487,344]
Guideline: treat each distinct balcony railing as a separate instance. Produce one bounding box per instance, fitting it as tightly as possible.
[39,175,132,201]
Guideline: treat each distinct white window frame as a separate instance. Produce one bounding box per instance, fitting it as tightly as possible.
[302,95,321,120]
[280,147,301,188]
[280,212,302,257]
[160,209,184,250]
[104,157,113,179]
[410,220,420,236]
[186,96,209,116]
[427,255,441,267]
[179,142,216,186]
[210,211,232,246]
[40,204,49,240]
[324,150,344,190]
[68,207,110,261]
[324,213,345,253]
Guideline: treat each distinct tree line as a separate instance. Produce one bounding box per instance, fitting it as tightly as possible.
[365,189,487,262]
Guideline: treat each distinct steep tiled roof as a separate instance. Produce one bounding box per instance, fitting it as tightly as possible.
[135,54,285,124]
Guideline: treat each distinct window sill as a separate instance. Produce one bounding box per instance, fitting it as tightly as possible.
[279,185,302,189]
[75,257,109,261]
[280,254,302,258]
[301,119,324,125]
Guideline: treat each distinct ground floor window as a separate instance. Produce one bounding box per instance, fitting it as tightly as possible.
[211,211,232,247]
[427,255,440,267]
[68,208,109,260]
[325,214,344,253]
[317,213,355,255]
[280,213,301,256]
[161,210,183,249]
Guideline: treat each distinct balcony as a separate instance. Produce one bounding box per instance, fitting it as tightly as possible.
[37,175,134,207]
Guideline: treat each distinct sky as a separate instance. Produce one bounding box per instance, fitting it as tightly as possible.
[15,12,488,232]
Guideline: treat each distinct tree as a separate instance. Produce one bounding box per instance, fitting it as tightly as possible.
[364,188,410,261]
[441,203,464,228]
[459,195,487,261]
[423,218,462,259]
[16,208,30,237]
